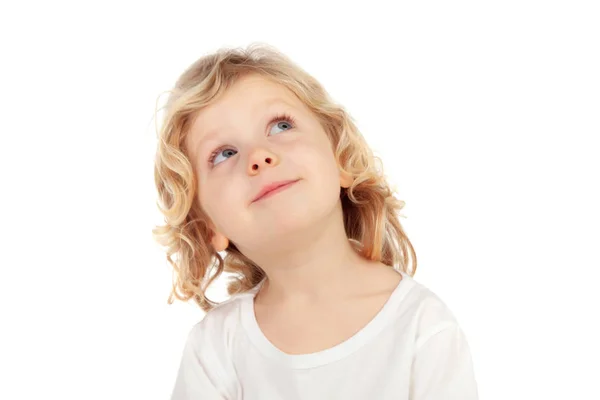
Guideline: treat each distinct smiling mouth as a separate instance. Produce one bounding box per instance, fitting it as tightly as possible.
[252,180,299,203]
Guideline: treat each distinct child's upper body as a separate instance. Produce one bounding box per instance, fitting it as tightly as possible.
[152,43,478,400]
[170,269,478,400]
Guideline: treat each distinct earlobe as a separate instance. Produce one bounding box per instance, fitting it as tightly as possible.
[339,170,353,188]
[211,231,229,252]
[208,221,229,252]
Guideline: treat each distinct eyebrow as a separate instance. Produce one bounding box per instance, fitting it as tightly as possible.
[194,128,221,155]
[193,98,294,154]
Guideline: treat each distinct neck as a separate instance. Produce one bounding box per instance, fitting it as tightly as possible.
[239,200,369,304]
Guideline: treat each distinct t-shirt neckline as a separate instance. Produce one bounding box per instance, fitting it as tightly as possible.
[240,269,415,369]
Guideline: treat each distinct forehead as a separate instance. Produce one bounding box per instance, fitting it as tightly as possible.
[187,74,300,151]
[201,73,297,118]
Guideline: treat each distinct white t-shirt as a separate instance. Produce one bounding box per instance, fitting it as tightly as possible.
[170,270,479,399]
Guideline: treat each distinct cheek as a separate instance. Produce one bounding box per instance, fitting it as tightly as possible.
[293,130,335,165]
[199,177,248,225]
[293,139,340,192]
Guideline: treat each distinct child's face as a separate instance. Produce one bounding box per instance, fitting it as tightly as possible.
[186,73,349,254]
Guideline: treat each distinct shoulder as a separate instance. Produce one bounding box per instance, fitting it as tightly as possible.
[186,289,254,347]
[395,273,462,348]
[399,276,479,398]
[173,292,254,400]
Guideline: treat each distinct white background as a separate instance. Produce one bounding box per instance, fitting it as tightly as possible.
[1,1,598,399]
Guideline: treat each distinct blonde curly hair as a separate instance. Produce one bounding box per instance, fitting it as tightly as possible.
[152,43,417,313]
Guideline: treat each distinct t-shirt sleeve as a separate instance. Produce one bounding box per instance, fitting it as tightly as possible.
[409,322,479,400]
[169,322,231,400]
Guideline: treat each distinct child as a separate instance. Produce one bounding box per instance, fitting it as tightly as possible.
[153,43,478,399]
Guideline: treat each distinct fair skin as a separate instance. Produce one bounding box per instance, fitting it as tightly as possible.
[186,73,402,354]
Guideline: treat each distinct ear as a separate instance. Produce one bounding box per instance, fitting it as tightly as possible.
[211,231,230,252]
[339,168,353,189]
[208,221,229,252]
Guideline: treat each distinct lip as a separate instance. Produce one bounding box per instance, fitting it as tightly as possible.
[251,179,300,203]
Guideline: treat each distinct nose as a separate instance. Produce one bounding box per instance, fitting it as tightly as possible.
[247,148,279,175]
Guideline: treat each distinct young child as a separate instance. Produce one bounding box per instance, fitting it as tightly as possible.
[153,43,478,400]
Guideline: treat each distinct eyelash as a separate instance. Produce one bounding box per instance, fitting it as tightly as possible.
[207,113,297,166]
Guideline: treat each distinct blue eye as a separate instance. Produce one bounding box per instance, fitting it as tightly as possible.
[270,120,293,135]
[209,148,237,166]
[207,113,296,167]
